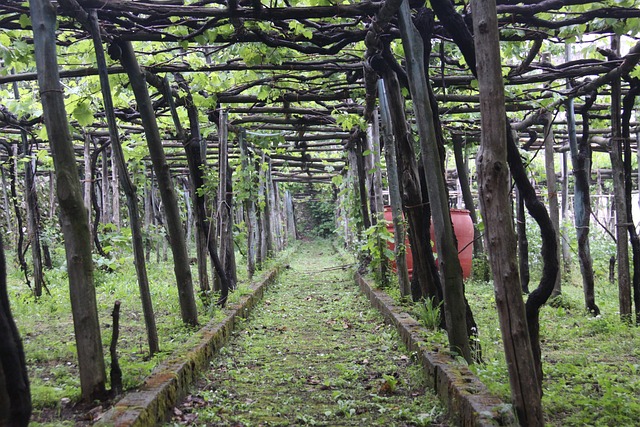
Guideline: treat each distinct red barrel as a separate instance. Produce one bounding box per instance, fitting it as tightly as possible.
[383,206,474,279]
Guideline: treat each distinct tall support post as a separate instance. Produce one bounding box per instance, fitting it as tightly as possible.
[111,149,120,229]
[452,133,482,255]
[101,148,110,224]
[378,80,411,298]
[12,80,45,297]
[218,111,237,288]
[561,151,572,274]
[88,11,162,351]
[29,0,107,401]
[471,0,544,424]
[369,110,388,284]
[542,113,562,296]
[369,110,385,216]
[397,0,470,362]
[284,190,296,242]
[239,130,257,278]
[117,40,199,323]
[610,35,632,320]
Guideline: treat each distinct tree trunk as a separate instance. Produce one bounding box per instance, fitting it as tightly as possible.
[218,111,236,292]
[397,0,471,363]
[165,75,230,300]
[608,36,632,321]
[516,188,530,294]
[542,113,562,297]
[621,75,640,324]
[561,151,572,275]
[452,134,483,256]
[380,70,439,303]
[378,80,411,299]
[30,0,107,401]
[239,130,257,278]
[117,40,199,324]
[0,167,12,238]
[0,235,31,426]
[353,133,372,231]
[471,0,544,423]
[12,81,45,296]
[89,12,161,352]
[568,77,600,315]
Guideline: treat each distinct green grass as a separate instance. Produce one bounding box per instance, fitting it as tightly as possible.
[6,245,266,425]
[466,272,640,426]
[166,240,445,427]
[369,227,640,426]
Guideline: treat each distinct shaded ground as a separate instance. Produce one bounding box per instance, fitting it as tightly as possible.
[166,241,446,426]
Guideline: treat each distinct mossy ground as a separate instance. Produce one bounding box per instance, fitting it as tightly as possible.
[166,240,446,426]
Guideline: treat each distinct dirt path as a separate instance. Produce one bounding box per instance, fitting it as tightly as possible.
[167,241,446,426]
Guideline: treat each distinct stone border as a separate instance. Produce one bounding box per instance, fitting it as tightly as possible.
[97,265,284,427]
[355,273,517,427]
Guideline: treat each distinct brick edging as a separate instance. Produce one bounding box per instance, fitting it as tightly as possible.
[97,265,284,427]
[355,273,517,427]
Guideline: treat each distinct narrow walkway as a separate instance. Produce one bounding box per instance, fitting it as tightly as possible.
[167,241,446,426]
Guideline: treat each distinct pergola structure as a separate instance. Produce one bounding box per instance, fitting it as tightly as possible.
[1,1,638,185]
[1,1,640,423]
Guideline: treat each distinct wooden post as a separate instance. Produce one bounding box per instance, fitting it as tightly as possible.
[542,113,562,296]
[239,129,257,278]
[471,0,544,423]
[118,40,199,323]
[397,0,470,362]
[561,151,572,274]
[218,110,237,289]
[29,0,107,401]
[89,10,162,351]
[378,80,411,298]
[609,35,632,320]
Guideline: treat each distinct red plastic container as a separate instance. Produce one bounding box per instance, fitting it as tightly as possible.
[383,206,474,279]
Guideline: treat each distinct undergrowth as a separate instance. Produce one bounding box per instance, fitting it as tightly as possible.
[366,222,640,426]
[166,240,445,426]
[6,244,287,425]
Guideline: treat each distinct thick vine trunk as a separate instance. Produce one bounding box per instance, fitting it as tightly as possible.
[165,75,230,300]
[0,235,31,426]
[380,70,439,303]
[117,40,199,323]
[471,0,544,424]
[30,0,107,401]
[569,88,600,315]
[398,0,471,363]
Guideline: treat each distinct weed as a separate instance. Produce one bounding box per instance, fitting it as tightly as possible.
[416,296,442,330]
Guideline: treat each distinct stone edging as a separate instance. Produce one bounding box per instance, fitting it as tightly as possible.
[97,265,284,427]
[355,273,517,427]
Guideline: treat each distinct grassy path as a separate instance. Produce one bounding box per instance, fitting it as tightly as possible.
[167,240,446,426]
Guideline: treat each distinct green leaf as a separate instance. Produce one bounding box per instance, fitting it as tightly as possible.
[72,101,94,127]
[19,14,31,29]
[0,33,10,47]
